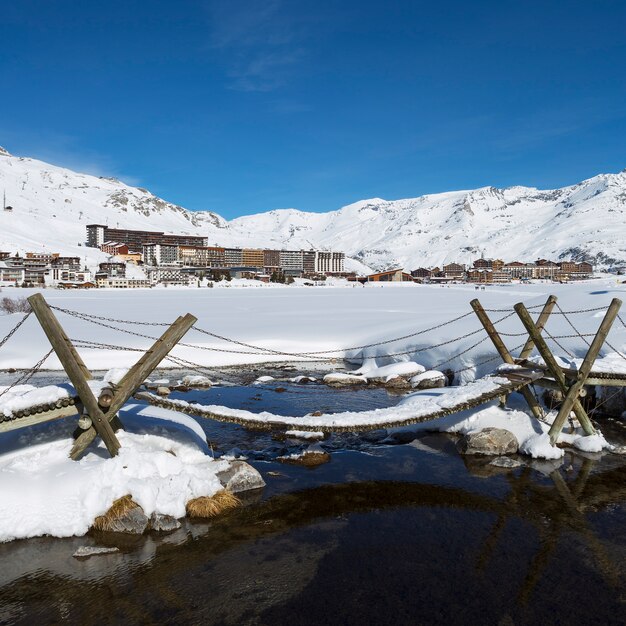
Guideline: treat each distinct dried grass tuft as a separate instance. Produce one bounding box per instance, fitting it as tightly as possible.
[92,495,139,532]
[186,490,241,518]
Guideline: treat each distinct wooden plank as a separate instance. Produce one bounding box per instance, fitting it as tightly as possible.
[70,313,197,459]
[519,295,557,360]
[547,298,622,442]
[514,302,595,444]
[27,293,121,457]
[470,298,545,420]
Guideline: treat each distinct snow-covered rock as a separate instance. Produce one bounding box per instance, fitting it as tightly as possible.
[323,373,367,386]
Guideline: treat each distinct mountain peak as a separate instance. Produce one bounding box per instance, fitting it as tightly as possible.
[0,146,11,157]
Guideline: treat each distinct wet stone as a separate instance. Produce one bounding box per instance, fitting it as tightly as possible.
[73,546,120,559]
[216,460,266,493]
[150,513,181,532]
[457,428,519,456]
[106,507,150,535]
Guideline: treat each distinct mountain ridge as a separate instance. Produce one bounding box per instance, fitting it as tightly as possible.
[1,147,625,272]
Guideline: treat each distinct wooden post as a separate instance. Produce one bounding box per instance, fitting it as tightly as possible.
[69,312,198,459]
[470,298,544,420]
[514,302,602,444]
[27,293,121,457]
[519,295,557,361]
[546,298,621,444]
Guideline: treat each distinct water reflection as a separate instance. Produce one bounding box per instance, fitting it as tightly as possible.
[1,444,624,625]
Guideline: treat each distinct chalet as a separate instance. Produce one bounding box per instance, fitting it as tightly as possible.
[367,268,413,282]
[467,268,493,283]
[411,268,432,279]
[442,263,465,279]
[100,241,130,256]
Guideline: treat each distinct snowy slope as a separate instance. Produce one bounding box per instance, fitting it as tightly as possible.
[1,146,625,272]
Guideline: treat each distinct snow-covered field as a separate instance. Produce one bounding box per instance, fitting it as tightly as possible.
[1,280,625,542]
[1,280,625,376]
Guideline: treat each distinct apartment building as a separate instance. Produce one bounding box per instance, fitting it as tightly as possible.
[242,248,264,268]
[143,243,178,266]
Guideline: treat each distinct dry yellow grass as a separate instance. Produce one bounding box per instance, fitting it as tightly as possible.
[186,490,241,518]
[92,495,140,532]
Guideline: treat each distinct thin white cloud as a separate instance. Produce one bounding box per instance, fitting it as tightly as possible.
[206,0,306,92]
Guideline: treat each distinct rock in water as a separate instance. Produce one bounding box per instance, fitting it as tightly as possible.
[150,513,181,532]
[73,546,120,558]
[216,461,266,493]
[457,428,518,456]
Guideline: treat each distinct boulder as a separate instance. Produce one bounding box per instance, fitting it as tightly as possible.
[457,428,518,456]
[216,460,266,493]
[156,386,170,397]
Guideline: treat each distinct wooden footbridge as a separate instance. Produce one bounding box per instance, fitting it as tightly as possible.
[0,293,625,459]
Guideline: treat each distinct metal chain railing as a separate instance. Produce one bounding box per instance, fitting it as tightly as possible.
[0,349,54,400]
[0,311,32,352]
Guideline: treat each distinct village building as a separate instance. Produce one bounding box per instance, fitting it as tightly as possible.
[302,250,316,275]
[178,246,226,267]
[86,225,207,249]
[532,260,559,279]
[241,248,265,269]
[223,248,243,267]
[367,268,413,282]
[314,251,345,274]
[442,263,466,279]
[98,262,126,277]
[263,249,281,274]
[467,268,493,283]
[503,261,534,280]
[279,250,304,276]
[100,241,130,256]
[411,267,432,280]
[143,243,178,266]
[0,260,26,286]
[96,276,152,289]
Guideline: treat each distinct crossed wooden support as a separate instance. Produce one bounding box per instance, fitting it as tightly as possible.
[471,294,622,446]
[27,294,197,460]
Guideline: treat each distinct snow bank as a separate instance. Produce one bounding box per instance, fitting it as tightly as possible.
[0,408,228,543]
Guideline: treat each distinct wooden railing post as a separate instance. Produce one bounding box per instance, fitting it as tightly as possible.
[27,293,121,457]
[518,295,557,361]
[546,298,621,444]
[513,301,608,444]
[470,298,544,420]
[70,313,198,459]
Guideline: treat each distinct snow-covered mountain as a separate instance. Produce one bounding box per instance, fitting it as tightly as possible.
[1,145,625,272]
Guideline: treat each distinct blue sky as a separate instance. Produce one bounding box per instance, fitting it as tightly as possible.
[1,0,625,218]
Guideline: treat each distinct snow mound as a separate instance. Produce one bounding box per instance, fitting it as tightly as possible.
[0,413,229,543]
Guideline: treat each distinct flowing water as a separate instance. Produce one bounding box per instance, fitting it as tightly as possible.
[1,371,625,625]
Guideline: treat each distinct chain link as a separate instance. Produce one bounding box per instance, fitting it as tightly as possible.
[0,349,54,400]
[0,311,32,352]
